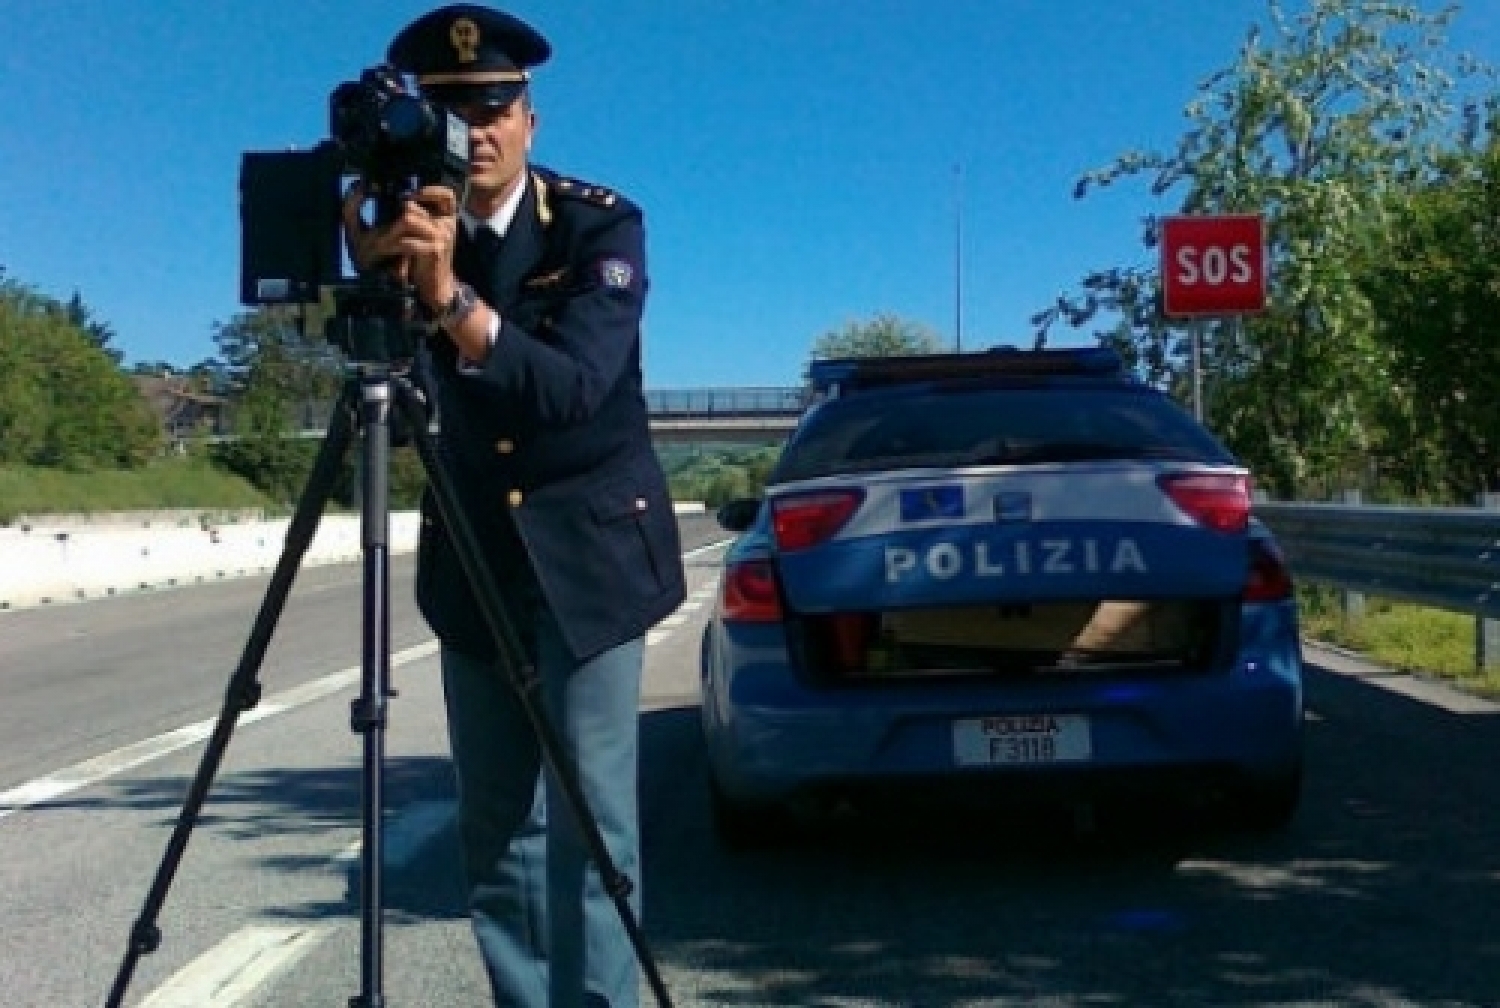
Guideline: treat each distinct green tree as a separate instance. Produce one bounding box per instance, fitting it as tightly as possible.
[666,444,784,505]
[1356,132,1500,497]
[213,304,341,411]
[0,280,159,469]
[810,313,945,362]
[209,304,344,504]
[1034,0,1491,498]
[63,291,124,366]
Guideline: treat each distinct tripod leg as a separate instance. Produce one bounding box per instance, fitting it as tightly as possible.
[106,382,359,1008]
[392,378,677,1008]
[349,373,393,1008]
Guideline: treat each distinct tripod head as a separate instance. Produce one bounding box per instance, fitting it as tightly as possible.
[324,275,429,369]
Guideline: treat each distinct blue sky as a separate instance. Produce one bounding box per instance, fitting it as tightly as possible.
[4,1,1498,388]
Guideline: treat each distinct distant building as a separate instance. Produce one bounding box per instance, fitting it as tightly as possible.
[132,374,230,441]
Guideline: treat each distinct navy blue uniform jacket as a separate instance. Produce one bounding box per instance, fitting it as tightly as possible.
[414,166,686,662]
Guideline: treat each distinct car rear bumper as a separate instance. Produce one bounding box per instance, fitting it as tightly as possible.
[705,605,1304,805]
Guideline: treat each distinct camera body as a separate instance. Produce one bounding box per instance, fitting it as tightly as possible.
[239,65,470,307]
[330,66,470,226]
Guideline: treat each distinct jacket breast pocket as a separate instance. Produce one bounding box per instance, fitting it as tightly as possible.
[589,481,666,600]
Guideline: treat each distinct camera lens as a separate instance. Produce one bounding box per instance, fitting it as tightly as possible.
[383,95,434,144]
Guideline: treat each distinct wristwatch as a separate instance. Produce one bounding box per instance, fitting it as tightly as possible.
[434,282,479,331]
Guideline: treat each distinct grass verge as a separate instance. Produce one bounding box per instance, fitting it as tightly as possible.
[1296,583,1500,697]
[0,456,274,524]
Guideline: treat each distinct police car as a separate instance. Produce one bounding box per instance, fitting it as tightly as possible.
[699,348,1304,847]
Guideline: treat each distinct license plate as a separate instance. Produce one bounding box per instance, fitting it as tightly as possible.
[953,715,1091,766]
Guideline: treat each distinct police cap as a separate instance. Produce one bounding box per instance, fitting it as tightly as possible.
[387,5,550,108]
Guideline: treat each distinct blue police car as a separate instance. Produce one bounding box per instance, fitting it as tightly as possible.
[700,348,1304,847]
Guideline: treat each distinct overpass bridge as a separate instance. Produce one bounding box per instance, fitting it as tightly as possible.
[643,387,803,443]
[216,387,809,445]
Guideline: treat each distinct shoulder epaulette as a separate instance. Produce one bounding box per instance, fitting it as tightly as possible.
[549,175,621,209]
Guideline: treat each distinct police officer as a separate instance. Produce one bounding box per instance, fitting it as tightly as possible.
[342,6,685,1005]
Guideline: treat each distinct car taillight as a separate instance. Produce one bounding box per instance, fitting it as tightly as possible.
[721,560,783,622]
[1158,473,1251,533]
[770,489,865,552]
[1244,539,1293,602]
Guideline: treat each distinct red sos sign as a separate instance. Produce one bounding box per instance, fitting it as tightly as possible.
[1161,215,1266,317]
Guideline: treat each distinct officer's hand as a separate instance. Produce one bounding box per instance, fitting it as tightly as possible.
[398,186,461,315]
[340,185,458,311]
[341,184,407,282]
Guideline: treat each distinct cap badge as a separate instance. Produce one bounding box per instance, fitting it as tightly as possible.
[601,259,634,290]
[450,17,481,63]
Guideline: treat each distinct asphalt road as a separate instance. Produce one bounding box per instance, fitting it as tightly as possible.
[2,513,1499,1006]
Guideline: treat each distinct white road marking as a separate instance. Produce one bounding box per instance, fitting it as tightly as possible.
[137,925,328,1008]
[0,641,441,821]
[683,538,733,560]
[144,799,458,1006]
[645,546,727,648]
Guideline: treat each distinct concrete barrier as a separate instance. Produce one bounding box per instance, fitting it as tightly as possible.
[10,508,267,531]
[0,513,419,613]
[1,502,709,613]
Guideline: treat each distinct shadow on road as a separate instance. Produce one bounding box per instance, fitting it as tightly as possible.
[48,754,469,924]
[638,665,1500,1006]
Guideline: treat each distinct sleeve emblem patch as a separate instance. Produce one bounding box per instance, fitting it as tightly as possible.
[600,259,634,290]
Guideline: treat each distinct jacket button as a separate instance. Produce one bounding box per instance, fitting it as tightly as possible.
[508,490,524,507]
[635,498,648,511]
[496,438,515,454]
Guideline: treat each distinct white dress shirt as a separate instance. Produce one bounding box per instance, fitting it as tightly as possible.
[454,172,529,371]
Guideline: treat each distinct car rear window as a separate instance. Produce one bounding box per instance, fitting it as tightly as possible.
[770,385,1236,483]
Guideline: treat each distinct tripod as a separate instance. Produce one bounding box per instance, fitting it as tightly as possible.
[106,283,675,1007]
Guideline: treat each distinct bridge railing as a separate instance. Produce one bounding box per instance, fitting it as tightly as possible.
[644,387,806,417]
[215,389,812,432]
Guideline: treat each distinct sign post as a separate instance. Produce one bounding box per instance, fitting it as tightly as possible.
[1160,214,1267,421]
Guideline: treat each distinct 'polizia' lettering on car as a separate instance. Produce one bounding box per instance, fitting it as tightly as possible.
[884,537,1149,583]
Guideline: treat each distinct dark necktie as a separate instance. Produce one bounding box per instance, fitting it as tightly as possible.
[473,223,505,263]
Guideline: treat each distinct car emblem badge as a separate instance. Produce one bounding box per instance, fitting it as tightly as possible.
[993,492,1032,522]
[900,485,964,522]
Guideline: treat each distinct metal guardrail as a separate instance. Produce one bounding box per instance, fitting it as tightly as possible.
[1256,501,1500,620]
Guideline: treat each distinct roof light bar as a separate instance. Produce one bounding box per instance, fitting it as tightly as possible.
[807,347,1124,394]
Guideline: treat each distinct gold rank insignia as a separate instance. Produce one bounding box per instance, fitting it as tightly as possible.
[552,176,620,208]
[450,17,481,63]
